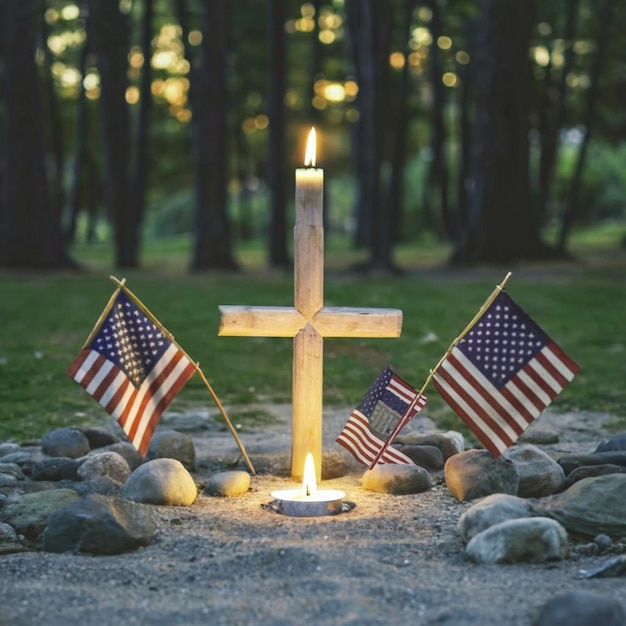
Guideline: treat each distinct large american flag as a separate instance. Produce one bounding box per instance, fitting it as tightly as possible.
[433,291,580,457]
[336,367,427,466]
[67,290,196,456]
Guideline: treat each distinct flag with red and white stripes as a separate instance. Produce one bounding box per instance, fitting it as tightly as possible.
[67,290,196,457]
[433,291,580,457]
[336,367,427,466]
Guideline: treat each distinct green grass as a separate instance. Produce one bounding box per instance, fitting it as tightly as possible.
[1,231,625,442]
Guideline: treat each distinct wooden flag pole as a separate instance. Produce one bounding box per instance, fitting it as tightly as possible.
[368,272,512,469]
[81,278,127,348]
[193,366,256,475]
[108,276,256,475]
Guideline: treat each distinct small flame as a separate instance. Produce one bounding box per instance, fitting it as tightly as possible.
[302,453,317,497]
[304,127,316,167]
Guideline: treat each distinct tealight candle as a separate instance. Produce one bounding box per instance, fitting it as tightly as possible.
[270,453,346,517]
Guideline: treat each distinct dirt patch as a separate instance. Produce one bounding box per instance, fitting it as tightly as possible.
[0,407,624,626]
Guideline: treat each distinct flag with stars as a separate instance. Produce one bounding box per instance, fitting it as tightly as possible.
[433,291,580,457]
[336,366,427,466]
[67,289,196,456]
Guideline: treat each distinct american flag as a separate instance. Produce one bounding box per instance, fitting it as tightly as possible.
[433,291,580,457]
[336,367,427,466]
[67,289,196,456]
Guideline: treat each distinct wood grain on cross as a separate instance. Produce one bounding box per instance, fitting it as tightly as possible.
[218,143,402,480]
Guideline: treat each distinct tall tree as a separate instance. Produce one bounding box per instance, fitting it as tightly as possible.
[345,0,396,272]
[1,0,72,268]
[129,0,154,256]
[89,0,136,268]
[386,0,417,243]
[558,0,614,253]
[267,0,289,268]
[536,0,580,225]
[453,0,551,264]
[190,0,237,271]
[423,0,452,239]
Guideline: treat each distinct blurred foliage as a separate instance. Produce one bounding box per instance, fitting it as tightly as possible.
[29,0,626,252]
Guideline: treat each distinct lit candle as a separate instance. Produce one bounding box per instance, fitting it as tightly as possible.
[292,127,325,481]
[270,453,346,517]
[295,128,324,233]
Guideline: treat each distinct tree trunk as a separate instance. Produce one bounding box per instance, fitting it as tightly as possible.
[266,0,289,268]
[66,4,91,247]
[128,0,154,259]
[453,0,549,265]
[386,0,416,243]
[90,0,136,268]
[1,0,72,268]
[537,0,579,224]
[558,0,613,253]
[424,0,451,239]
[345,0,396,272]
[190,0,237,271]
[454,23,476,245]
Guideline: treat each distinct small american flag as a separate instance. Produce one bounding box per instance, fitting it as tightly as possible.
[433,291,580,457]
[67,289,196,456]
[336,367,427,466]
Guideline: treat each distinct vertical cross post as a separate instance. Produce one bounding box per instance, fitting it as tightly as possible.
[218,134,402,480]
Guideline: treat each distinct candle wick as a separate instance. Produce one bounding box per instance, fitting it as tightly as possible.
[306,485,311,497]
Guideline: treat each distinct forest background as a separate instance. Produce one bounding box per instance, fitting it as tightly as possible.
[0,0,625,443]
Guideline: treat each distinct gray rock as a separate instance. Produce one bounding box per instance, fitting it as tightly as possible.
[0,462,25,478]
[61,477,122,497]
[393,444,444,469]
[362,463,433,495]
[0,522,18,542]
[81,427,120,449]
[41,428,90,459]
[457,493,533,542]
[503,445,565,497]
[42,494,157,555]
[564,463,626,489]
[30,457,83,481]
[205,471,251,497]
[97,442,143,470]
[0,488,79,543]
[532,474,626,537]
[0,443,21,457]
[444,449,519,502]
[0,451,35,466]
[120,458,198,506]
[77,451,130,484]
[534,590,626,626]
[0,474,17,488]
[0,521,26,555]
[518,425,560,445]
[145,430,196,471]
[466,517,568,564]
[321,451,352,480]
[394,430,464,460]
[596,433,626,453]
[558,451,626,475]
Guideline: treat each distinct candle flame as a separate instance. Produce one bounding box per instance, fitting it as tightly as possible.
[304,127,316,168]
[302,453,317,497]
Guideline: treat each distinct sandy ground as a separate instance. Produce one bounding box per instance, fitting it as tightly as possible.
[0,407,624,626]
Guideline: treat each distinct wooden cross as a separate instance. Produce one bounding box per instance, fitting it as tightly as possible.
[218,132,402,480]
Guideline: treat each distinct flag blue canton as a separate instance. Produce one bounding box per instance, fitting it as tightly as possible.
[89,292,170,388]
[357,367,409,417]
[457,292,550,388]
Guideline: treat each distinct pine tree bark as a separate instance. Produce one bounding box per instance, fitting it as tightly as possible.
[453,0,550,264]
[190,0,237,271]
[1,0,72,268]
